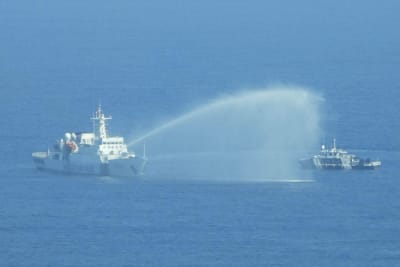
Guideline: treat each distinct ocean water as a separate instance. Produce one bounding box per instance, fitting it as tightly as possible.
[1,1,400,266]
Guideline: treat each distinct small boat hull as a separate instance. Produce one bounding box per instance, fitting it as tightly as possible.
[299,139,381,171]
[351,160,381,170]
[298,158,316,169]
[299,156,381,170]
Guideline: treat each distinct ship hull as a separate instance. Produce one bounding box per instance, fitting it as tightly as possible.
[299,157,349,170]
[33,152,146,177]
[299,140,381,171]
[351,161,381,170]
[299,157,381,170]
[298,158,316,169]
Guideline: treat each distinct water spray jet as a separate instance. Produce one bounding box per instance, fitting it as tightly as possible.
[129,86,323,181]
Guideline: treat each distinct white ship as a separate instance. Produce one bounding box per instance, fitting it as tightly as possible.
[32,105,147,176]
[299,139,381,170]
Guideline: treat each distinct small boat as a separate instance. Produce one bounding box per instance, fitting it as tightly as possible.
[299,139,381,170]
[32,105,147,176]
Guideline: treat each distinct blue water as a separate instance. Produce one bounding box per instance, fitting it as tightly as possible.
[1,1,400,266]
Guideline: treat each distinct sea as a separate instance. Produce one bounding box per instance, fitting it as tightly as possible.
[1,1,400,266]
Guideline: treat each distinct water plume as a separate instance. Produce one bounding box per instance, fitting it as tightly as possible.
[129,86,322,181]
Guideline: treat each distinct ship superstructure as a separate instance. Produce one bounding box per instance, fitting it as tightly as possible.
[32,105,146,176]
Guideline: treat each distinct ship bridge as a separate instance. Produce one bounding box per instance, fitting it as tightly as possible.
[99,136,130,158]
[102,137,125,145]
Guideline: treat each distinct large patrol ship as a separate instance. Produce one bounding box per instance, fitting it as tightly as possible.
[32,105,147,176]
[299,139,381,170]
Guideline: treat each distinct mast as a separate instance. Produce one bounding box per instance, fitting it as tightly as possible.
[91,105,112,140]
